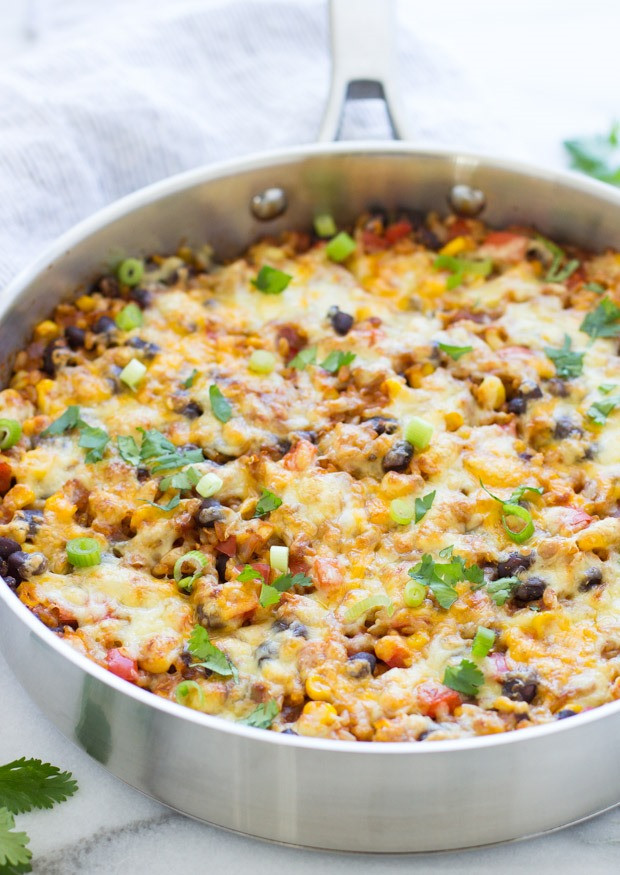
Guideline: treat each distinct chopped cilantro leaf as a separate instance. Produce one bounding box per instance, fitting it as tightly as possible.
[599,383,617,394]
[254,489,282,517]
[258,572,312,608]
[508,485,544,503]
[77,424,109,464]
[433,254,493,290]
[237,565,264,583]
[437,342,473,361]
[408,553,482,610]
[443,658,484,696]
[187,625,238,681]
[587,397,620,426]
[259,584,281,608]
[183,368,199,388]
[289,345,317,370]
[485,576,520,606]
[544,334,584,379]
[414,490,436,524]
[241,699,279,729]
[136,427,203,473]
[117,434,141,466]
[320,350,356,373]
[580,296,620,340]
[251,266,292,295]
[139,494,181,512]
[159,466,200,492]
[585,282,606,294]
[0,759,77,815]
[209,384,232,423]
[41,406,80,437]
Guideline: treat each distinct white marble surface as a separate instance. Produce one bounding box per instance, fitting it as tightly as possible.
[1,0,620,870]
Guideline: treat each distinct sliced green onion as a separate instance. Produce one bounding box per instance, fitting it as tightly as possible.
[344,593,394,623]
[66,537,101,567]
[404,579,427,608]
[326,231,356,263]
[389,497,416,525]
[248,350,276,374]
[270,545,289,574]
[119,358,147,390]
[174,550,208,592]
[471,626,495,659]
[314,213,337,238]
[196,472,223,498]
[501,503,534,544]
[175,680,205,709]
[117,258,144,287]
[251,266,292,295]
[404,416,434,450]
[0,418,22,449]
[115,303,143,331]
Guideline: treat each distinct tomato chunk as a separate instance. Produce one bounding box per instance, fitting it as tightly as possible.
[216,535,237,557]
[0,461,12,494]
[107,648,138,683]
[385,220,413,244]
[417,682,462,718]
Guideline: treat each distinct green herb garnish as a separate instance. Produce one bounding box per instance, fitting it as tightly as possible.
[183,369,199,388]
[437,342,473,361]
[414,490,436,523]
[471,626,495,659]
[41,405,81,437]
[209,384,232,423]
[187,625,238,682]
[408,553,483,610]
[77,424,110,464]
[544,335,584,379]
[289,346,317,370]
[254,489,283,517]
[587,396,620,426]
[585,282,606,294]
[580,296,620,340]
[241,700,279,729]
[564,124,620,185]
[443,658,484,696]
[140,494,181,512]
[484,576,520,606]
[320,350,356,373]
[433,254,492,290]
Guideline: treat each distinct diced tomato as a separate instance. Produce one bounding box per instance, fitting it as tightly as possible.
[107,648,138,683]
[361,229,388,253]
[283,439,317,472]
[0,461,12,494]
[482,231,529,262]
[416,682,462,718]
[289,559,310,578]
[445,219,472,240]
[313,557,343,592]
[484,231,524,246]
[216,535,237,557]
[374,636,411,668]
[557,507,592,534]
[384,220,413,244]
[489,652,509,679]
[566,266,586,290]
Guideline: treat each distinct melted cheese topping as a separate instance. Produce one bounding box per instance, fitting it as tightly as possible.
[2,215,620,742]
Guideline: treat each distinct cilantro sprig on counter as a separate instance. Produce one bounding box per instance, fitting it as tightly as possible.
[564,124,620,185]
[0,758,77,872]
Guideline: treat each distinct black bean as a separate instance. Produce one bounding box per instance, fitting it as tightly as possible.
[288,621,308,639]
[182,401,203,419]
[347,652,377,677]
[256,641,279,665]
[127,337,160,358]
[382,440,414,472]
[554,417,583,440]
[272,437,292,459]
[328,307,354,336]
[3,575,18,590]
[14,509,44,536]
[0,537,21,560]
[195,498,224,528]
[281,728,298,735]
[517,380,543,400]
[363,416,398,436]
[497,552,534,579]
[215,551,228,583]
[580,567,603,590]
[7,551,48,581]
[557,709,577,719]
[91,275,120,297]
[395,206,424,229]
[514,577,546,603]
[136,467,150,483]
[129,287,152,308]
[42,340,71,376]
[547,378,568,398]
[507,397,527,415]
[416,227,441,250]
[292,430,318,444]
[65,326,86,350]
[502,676,538,703]
[93,316,117,334]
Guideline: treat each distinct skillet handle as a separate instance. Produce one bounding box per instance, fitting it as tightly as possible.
[318,0,411,142]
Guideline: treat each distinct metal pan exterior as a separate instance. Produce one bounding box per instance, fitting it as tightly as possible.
[1,143,620,852]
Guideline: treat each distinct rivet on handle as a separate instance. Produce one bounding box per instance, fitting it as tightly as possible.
[448,184,486,218]
[250,188,288,221]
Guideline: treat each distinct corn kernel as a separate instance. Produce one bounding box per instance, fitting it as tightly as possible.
[356,305,374,321]
[36,379,56,412]
[76,295,96,312]
[476,375,506,410]
[305,673,332,702]
[444,410,464,431]
[34,320,60,341]
[44,492,77,522]
[302,700,338,721]
[408,631,430,651]
[439,236,473,257]
[3,484,36,511]
[139,653,174,674]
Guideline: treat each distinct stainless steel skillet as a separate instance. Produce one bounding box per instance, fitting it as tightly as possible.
[1,0,620,853]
